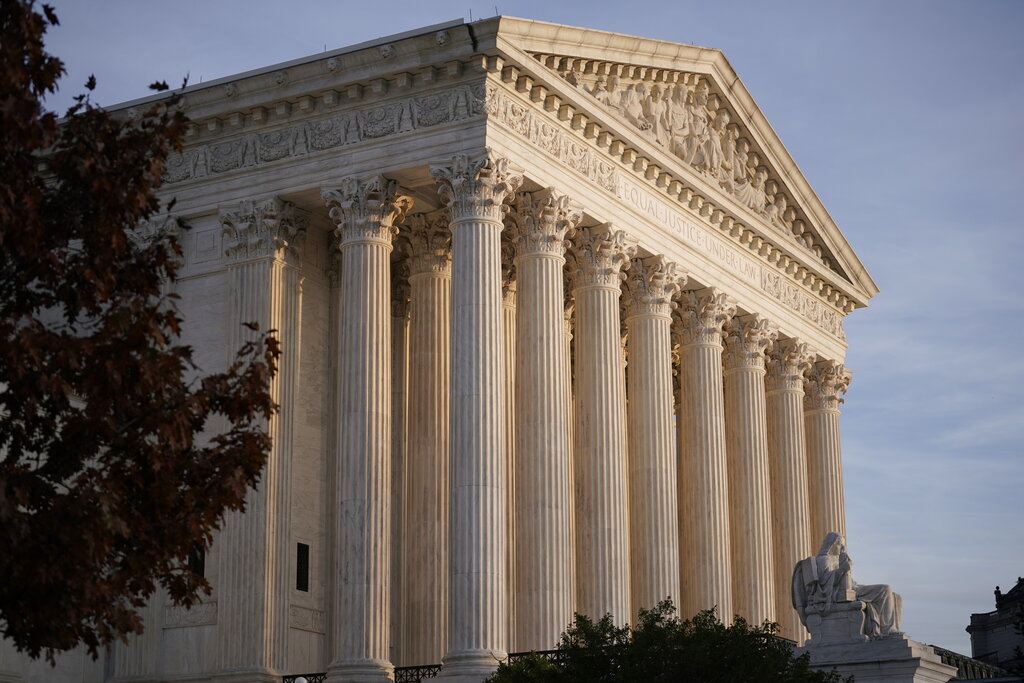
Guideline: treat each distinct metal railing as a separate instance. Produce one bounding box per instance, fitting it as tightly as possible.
[930,645,1010,680]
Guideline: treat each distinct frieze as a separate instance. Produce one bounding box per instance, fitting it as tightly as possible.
[487,84,846,340]
[164,84,487,185]
[163,600,218,629]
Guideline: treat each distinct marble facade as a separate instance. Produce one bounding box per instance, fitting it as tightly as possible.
[0,16,878,683]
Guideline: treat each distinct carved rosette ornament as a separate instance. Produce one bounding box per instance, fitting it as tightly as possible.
[804,360,852,412]
[220,197,308,265]
[723,315,778,370]
[765,338,815,393]
[623,255,686,319]
[569,227,637,290]
[402,211,452,276]
[429,150,523,224]
[508,189,581,259]
[673,288,736,347]
[321,175,412,250]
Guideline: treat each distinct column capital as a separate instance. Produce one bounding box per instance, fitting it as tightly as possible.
[723,314,777,371]
[765,338,814,393]
[430,149,523,224]
[321,174,413,250]
[673,287,736,347]
[402,211,452,276]
[569,225,637,291]
[220,196,307,265]
[623,255,686,319]
[508,188,582,259]
[804,360,852,412]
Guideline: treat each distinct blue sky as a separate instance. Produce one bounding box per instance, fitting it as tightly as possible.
[42,0,1023,655]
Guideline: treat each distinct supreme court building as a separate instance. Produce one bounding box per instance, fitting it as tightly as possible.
[0,15,878,683]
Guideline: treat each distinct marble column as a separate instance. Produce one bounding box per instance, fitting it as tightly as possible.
[500,251,517,654]
[723,314,777,627]
[765,338,814,643]
[402,212,452,666]
[623,255,684,613]
[217,197,306,678]
[674,288,736,621]
[430,151,522,681]
[390,264,410,666]
[569,226,636,623]
[804,360,852,546]
[322,176,412,682]
[509,189,580,650]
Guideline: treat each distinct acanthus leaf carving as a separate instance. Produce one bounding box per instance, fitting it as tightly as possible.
[220,196,307,265]
[622,254,686,318]
[321,175,413,249]
[568,225,637,290]
[507,188,582,259]
[803,359,852,412]
[723,314,778,370]
[401,211,452,276]
[673,287,736,347]
[430,150,523,224]
[765,337,815,393]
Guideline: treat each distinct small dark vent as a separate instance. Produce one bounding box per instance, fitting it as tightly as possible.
[296,543,310,592]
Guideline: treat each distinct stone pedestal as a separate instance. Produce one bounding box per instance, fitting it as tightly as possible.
[798,636,957,683]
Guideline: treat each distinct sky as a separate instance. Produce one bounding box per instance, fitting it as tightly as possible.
[41,0,1024,657]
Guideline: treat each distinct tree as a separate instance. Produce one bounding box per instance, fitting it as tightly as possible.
[487,601,849,683]
[0,0,279,661]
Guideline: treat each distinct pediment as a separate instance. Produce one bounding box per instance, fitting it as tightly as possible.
[484,17,877,306]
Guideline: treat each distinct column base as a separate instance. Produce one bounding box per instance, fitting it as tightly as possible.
[325,658,395,683]
[436,649,507,683]
[797,635,957,683]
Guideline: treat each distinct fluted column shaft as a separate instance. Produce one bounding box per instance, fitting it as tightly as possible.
[765,339,814,643]
[510,190,579,650]
[623,256,683,613]
[390,277,409,667]
[804,361,852,546]
[501,278,517,653]
[570,227,636,623]
[322,177,412,681]
[675,288,735,621]
[402,214,452,666]
[723,315,777,627]
[217,198,306,675]
[431,152,522,681]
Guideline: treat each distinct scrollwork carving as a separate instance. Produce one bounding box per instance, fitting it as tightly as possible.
[430,150,523,224]
[507,189,581,259]
[723,314,777,370]
[765,337,815,393]
[672,287,736,347]
[567,226,637,290]
[220,197,307,265]
[803,359,852,412]
[321,175,413,249]
[622,254,686,318]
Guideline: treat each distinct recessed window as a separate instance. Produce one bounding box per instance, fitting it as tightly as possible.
[296,543,310,592]
[187,543,205,578]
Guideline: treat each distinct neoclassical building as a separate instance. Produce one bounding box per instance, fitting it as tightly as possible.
[0,16,877,683]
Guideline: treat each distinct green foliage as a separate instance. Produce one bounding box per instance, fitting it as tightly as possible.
[488,601,849,683]
[0,0,279,661]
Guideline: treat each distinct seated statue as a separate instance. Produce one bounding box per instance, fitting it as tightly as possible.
[792,532,903,642]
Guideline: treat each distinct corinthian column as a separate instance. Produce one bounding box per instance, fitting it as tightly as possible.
[390,264,410,667]
[623,255,684,613]
[322,176,412,682]
[217,197,306,678]
[723,314,777,627]
[430,151,522,681]
[804,360,852,545]
[500,246,517,653]
[569,226,636,623]
[508,189,580,650]
[765,338,814,643]
[401,212,452,666]
[674,288,735,621]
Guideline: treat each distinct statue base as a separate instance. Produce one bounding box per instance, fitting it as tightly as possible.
[796,634,957,683]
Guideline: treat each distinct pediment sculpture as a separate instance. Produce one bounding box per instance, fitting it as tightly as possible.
[792,532,903,645]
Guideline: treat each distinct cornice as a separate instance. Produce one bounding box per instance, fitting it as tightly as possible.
[481,74,850,340]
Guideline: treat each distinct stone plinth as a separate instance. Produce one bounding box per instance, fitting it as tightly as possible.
[798,636,957,683]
